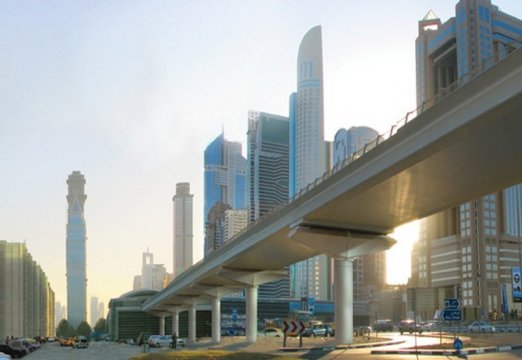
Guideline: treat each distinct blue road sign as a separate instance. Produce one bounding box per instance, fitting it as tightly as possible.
[443,309,462,321]
[444,298,461,310]
[453,337,463,350]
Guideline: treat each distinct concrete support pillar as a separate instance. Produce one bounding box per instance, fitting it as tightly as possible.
[334,255,353,345]
[188,306,196,343]
[245,286,258,343]
[159,315,165,336]
[171,311,179,336]
[212,298,221,344]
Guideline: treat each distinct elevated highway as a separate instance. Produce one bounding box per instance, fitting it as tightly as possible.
[143,48,522,345]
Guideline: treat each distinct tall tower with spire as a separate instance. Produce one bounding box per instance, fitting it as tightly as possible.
[66,171,87,328]
[289,26,330,300]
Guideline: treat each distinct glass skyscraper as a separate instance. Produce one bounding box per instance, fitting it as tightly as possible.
[204,133,247,255]
[247,110,290,299]
[333,126,379,166]
[416,0,522,106]
[289,26,329,301]
[411,0,522,316]
[66,170,87,328]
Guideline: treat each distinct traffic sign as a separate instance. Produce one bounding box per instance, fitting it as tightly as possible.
[443,309,462,321]
[283,320,306,334]
[453,337,463,350]
[444,298,461,310]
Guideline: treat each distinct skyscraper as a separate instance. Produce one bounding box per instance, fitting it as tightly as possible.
[247,110,290,299]
[333,126,380,166]
[66,170,87,328]
[247,110,290,222]
[411,0,522,318]
[416,0,522,107]
[0,241,55,338]
[138,251,166,291]
[223,209,248,242]
[204,133,247,255]
[173,182,193,277]
[90,296,99,326]
[289,26,329,300]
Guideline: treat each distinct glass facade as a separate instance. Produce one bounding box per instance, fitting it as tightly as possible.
[414,0,522,316]
[203,133,247,256]
[247,110,290,299]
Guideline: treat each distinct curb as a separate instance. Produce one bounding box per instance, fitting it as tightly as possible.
[279,340,405,352]
[372,343,522,356]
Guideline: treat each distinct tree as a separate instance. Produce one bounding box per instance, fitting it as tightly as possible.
[56,319,76,337]
[76,321,92,337]
[93,318,108,333]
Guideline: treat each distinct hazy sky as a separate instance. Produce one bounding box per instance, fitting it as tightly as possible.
[1,0,521,320]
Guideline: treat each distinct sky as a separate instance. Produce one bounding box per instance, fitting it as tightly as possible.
[1,0,521,321]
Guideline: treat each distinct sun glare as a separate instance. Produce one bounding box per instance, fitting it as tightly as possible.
[386,220,420,285]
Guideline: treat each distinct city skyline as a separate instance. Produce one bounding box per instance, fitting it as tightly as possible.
[1,0,521,309]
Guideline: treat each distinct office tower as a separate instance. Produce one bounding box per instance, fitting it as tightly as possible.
[98,302,105,321]
[289,26,329,300]
[66,170,87,329]
[333,126,386,300]
[205,202,231,253]
[223,209,248,241]
[133,276,142,290]
[204,133,248,255]
[137,251,167,291]
[411,0,522,317]
[0,241,55,338]
[333,126,379,166]
[416,0,522,107]
[247,110,290,299]
[90,296,99,326]
[247,111,290,222]
[173,182,193,278]
[55,302,64,325]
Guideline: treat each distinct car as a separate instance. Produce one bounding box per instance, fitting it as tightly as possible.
[147,335,173,348]
[399,320,422,335]
[259,327,284,337]
[59,337,74,346]
[354,326,372,337]
[0,352,12,360]
[174,337,186,348]
[0,345,23,359]
[468,321,496,333]
[303,324,334,337]
[373,319,393,332]
[73,336,89,349]
[420,321,437,332]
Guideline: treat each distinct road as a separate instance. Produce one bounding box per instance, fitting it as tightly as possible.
[22,333,522,359]
[24,341,143,360]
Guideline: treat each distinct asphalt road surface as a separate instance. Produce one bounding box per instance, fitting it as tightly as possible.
[23,341,143,360]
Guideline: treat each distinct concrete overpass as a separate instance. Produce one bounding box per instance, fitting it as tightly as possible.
[143,48,522,345]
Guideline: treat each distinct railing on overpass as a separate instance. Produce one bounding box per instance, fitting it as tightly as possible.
[192,35,522,271]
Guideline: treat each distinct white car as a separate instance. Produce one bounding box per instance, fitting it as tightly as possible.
[73,336,89,349]
[0,352,12,360]
[468,321,496,333]
[148,335,186,348]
